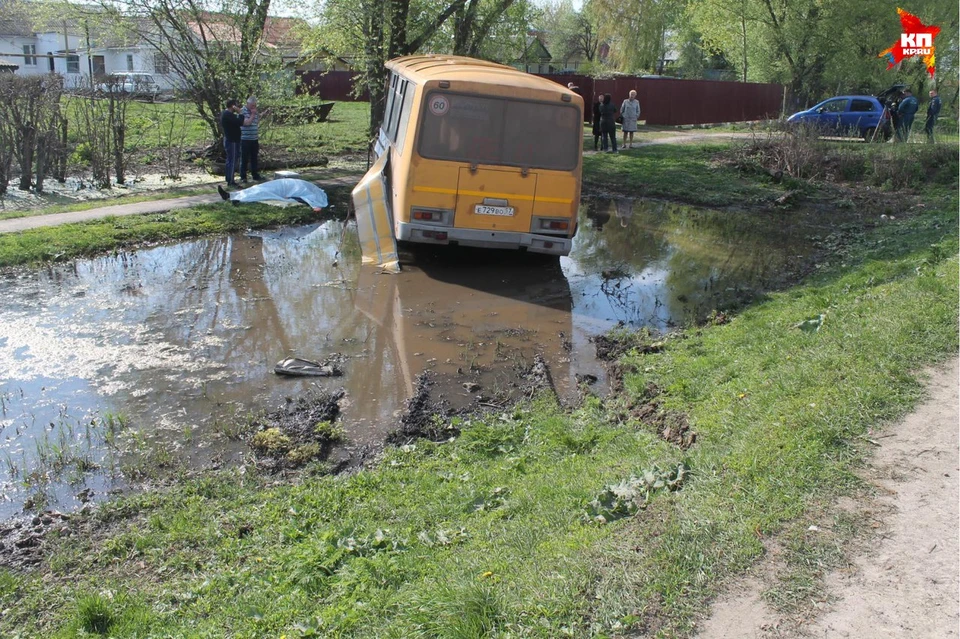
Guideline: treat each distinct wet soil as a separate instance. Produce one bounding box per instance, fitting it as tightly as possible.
[0,197,870,519]
[249,388,346,472]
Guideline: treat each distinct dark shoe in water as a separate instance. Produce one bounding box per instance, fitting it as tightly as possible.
[274,357,342,377]
[217,184,230,201]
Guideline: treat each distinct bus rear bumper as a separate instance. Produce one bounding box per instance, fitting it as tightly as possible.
[397,222,572,256]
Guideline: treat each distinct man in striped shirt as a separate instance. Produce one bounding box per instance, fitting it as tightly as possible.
[240,96,268,182]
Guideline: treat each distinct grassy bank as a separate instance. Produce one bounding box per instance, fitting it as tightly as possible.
[0,141,957,638]
[0,186,351,268]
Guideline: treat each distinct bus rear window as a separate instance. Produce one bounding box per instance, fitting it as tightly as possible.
[418,92,579,171]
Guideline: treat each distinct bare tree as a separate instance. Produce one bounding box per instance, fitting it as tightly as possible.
[104,0,281,146]
[0,74,65,192]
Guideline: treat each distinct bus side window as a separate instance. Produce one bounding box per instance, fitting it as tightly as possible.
[385,76,411,150]
[395,80,415,154]
[382,73,398,136]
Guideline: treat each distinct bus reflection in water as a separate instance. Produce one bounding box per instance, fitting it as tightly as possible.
[352,250,582,414]
[353,55,584,271]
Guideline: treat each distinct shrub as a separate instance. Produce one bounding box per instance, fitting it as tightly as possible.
[76,593,115,635]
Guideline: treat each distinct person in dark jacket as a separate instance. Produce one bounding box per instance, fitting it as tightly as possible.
[895,89,919,142]
[219,99,244,186]
[592,95,602,151]
[924,89,942,143]
[599,94,618,153]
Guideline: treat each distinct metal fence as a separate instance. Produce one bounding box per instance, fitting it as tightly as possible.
[297,70,785,125]
[296,71,368,102]
[539,74,784,125]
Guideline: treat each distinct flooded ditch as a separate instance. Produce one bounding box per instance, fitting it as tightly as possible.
[0,197,860,518]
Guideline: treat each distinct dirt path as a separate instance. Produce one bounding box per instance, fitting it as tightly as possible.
[696,356,960,638]
[583,131,755,155]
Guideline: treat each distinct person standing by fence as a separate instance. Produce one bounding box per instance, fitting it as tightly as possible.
[619,90,641,149]
[220,99,243,187]
[599,94,618,153]
[592,94,602,151]
[240,96,268,182]
[924,89,941,143]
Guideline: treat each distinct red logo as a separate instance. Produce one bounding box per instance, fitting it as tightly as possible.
[878,8,941,77]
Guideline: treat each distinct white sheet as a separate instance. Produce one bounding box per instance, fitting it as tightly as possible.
[231,178,329,210]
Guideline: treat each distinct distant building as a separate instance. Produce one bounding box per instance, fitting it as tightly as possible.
[513,33,552,74]
[0,9,314,91]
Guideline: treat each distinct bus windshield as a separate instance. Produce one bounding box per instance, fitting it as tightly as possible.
[418,92,580,171]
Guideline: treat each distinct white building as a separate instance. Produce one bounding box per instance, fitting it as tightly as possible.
[0,14,180,90]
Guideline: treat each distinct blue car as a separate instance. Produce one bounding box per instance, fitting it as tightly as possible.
[787,95,891,141]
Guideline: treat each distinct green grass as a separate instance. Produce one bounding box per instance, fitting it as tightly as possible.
[0,191,350,267]
[1,141,957,638]
[583,141,789,207]
[62,98,372,157]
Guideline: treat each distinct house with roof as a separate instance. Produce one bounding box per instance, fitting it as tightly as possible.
[513,33,553,74]
[0,7,314,91]
[0,10,173,89]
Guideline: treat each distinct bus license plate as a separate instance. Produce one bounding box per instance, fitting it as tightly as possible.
[475,205,514,216]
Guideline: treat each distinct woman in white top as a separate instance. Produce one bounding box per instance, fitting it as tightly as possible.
[620,90,641,149]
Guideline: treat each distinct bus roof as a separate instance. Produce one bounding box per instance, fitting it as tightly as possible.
[386,55,577,95]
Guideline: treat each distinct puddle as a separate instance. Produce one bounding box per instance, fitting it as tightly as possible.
[0,198,849,517]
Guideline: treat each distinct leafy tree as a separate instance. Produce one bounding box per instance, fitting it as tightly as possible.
[687,0,958,108]
[101,0,283,144]
[673,30,735,80]
[308,0,520,135]
[688,0,760,82]
[536,0,601,68]
[592,0,684,74]
[451,0,520,57]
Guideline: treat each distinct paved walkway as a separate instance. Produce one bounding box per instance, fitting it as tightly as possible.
[0,194,222,234]
[0,174,363,235]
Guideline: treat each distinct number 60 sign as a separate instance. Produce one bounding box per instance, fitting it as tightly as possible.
[429,95,449,116]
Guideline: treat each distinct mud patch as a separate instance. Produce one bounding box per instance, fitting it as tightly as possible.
[593,325,664,361]
[248,389,346,472]
[0,510,77,570]
[628,384,697,449]
[518,354,558,399]
[387,374,457,445]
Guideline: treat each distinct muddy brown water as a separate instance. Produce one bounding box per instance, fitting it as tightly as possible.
[0,198,847,518]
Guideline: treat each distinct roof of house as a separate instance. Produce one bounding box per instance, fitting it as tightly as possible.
[187,13,306,50]
[0,13,35,37]
[520,34,552,62]
[0,58,20,69]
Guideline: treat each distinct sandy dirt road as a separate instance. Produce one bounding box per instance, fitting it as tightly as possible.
[697,356,959,639]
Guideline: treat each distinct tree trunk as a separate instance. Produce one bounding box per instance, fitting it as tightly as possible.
[18,126,35,191]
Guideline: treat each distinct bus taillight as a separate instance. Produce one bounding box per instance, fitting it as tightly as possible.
[411,208,453,225]
[534,217,571,234]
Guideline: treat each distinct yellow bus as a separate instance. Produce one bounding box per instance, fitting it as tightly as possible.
[354,55,583,267]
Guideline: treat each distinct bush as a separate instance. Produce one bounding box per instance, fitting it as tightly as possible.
[868,145,959,190]
[76,593,115,635]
